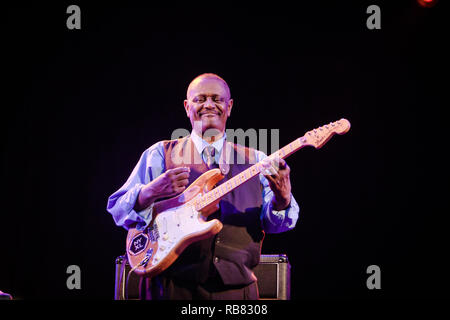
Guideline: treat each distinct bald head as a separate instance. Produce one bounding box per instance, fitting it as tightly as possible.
[187,73,231,101]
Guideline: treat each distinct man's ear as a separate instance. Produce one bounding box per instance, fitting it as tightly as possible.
[183,100,190,117]
[226,99,234,117]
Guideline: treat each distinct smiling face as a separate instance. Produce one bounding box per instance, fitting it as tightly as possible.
[184,74,233,140]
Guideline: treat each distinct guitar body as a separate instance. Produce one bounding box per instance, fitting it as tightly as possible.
[126,168,224,277]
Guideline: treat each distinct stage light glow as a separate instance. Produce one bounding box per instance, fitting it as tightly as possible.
[417,0,438,8]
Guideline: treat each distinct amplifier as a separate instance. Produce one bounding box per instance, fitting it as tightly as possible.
[253,254,291,300]
[114,254,291,300]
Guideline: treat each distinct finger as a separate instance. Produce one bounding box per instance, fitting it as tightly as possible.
[169,167,191,175]
[264,174,278,186]
[276,158,287,170]
[174,186,186,194]
[261,159,277,175]
[262,167,277,176]
[176,179,189,187]
[173,172,190,180]
[270,157,286,171]
[261,157,272,169]
[268,165,279,176]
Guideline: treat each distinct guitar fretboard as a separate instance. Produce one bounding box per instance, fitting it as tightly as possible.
[192,137,305,211]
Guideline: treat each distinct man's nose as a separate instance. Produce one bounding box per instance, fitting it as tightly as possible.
[204,97,215,109]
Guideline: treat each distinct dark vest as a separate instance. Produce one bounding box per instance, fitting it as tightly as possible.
[161,136,264,286]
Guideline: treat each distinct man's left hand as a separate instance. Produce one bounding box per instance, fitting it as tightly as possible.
[262,157,292,211]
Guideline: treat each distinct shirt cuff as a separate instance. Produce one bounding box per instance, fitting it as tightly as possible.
[264,194,299,233]
[266,195,289,225]
[112,183,154,230]
[135,202,154,231]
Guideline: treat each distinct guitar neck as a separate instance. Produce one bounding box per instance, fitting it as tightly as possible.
[191,118,351,212]
[192,136,307,212]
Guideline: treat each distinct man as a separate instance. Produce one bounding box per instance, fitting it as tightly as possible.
[107,73,299,299]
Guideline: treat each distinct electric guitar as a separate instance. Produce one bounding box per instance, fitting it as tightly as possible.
[126,118,351,277]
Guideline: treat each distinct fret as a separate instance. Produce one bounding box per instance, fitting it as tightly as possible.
[284,146,291,156]
[292,140,297,149]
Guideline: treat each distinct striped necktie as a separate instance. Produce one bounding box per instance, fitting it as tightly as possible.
[203,145,216,169]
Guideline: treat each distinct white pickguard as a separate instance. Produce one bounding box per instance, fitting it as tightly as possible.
[149,203,215,266]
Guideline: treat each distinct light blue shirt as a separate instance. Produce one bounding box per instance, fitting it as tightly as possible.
[106,132,300,233]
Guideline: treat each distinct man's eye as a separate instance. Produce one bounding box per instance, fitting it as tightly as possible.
[195,97,205,102]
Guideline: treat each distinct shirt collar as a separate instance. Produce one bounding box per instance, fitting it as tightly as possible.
[190,130,226,155]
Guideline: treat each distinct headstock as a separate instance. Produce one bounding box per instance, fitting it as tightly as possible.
[300,118,351,149]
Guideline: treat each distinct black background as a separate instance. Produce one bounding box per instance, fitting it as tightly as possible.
[2,1,448,300]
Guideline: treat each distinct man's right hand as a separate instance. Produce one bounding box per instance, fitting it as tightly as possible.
[148,167,191,198]
[134,167,190,211]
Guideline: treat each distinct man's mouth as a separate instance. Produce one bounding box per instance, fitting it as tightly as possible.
[199,111,220,116]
